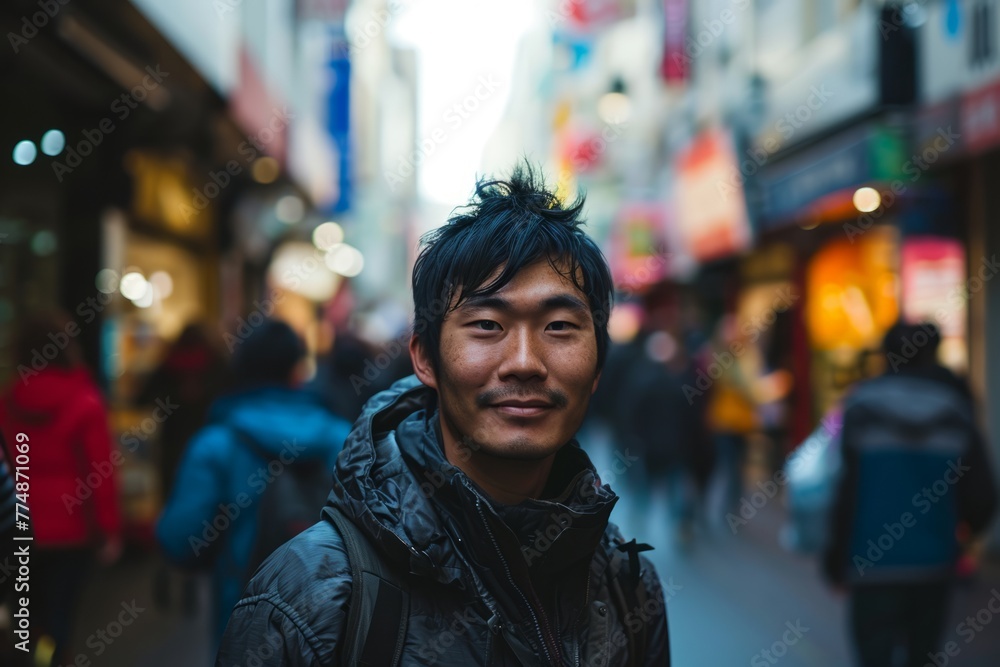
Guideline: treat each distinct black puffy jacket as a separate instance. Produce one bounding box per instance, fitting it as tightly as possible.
[216,376,670,666]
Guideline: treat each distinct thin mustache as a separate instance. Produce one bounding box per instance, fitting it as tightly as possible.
[476,386,568,409]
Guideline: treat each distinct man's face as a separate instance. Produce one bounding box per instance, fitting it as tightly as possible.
[411,259,601,461]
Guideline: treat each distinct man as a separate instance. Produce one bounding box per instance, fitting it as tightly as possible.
[823,323,998,667]
[157,320,351,647]
[216,165,671,666]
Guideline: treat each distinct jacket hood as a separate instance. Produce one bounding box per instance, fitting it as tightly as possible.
[851,374,973,431]
[4,367,99,421]
[209,385,349,459]
[326,376,619,592]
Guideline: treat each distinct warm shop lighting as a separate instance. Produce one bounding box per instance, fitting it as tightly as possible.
[597,92,631,126]
[853,187,881,213]
[95,269,120,294]
[252,157,280,184]
[324,243,364,277]
[119,272,149,300]
[150,271,173,299]
[312,222,345,251]
[276,195,305,224]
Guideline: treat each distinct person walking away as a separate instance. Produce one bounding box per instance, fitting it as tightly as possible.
[822,322,998,667]
[0,312,123,667]
[156,319,351,650]
[135,322,230,613]
[704,317,759,522]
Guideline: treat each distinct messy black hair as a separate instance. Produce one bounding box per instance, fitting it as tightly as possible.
[882,321,940,368]
[411,162,613,373]
[232,319,305,387]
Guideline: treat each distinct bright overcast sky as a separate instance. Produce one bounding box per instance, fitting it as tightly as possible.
[390,0,539,207]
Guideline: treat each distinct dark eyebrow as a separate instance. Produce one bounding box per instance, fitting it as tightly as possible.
[458,293,590,316]
[541,294,590,316]
[459,295,513,313]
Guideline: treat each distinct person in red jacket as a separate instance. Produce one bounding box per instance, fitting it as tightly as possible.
[0,311,122,666]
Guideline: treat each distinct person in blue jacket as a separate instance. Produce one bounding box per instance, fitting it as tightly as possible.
[823,322,997,667]
[156,319,351,646]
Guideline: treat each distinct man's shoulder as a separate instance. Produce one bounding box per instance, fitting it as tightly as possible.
[237,519,353,626]
[219,520,354,666]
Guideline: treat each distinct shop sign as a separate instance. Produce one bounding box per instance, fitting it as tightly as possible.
[901,236,967,339]
[609,203,669,291]
[961,77,1000,154]
[756,124,905,230]
[673,128,752,262]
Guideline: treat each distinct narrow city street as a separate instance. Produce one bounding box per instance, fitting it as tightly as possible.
[63,458,1000,667]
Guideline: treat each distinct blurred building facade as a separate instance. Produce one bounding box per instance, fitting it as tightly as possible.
[3,0,1000,549]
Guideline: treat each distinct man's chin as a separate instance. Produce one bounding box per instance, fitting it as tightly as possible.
[474,438,563,461]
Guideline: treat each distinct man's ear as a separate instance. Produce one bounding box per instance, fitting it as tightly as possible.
[591,370,601,395]
[409,335,438,389]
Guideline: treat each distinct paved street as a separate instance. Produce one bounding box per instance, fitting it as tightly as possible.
[57,434,1000,667]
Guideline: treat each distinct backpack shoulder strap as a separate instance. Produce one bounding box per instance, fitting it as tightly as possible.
[605,536,653,667]
[327,506,409,667]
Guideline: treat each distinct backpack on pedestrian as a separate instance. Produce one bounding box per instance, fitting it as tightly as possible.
[234,429,333,583]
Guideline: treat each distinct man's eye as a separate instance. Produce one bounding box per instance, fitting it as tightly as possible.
[547,321,577,332]
[473,320,500,331]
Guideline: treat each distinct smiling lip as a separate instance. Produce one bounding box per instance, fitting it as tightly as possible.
[491,400,553,417]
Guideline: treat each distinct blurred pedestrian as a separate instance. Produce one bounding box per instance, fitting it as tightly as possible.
[311,327,412,423]
[156,319,350,648]
[625,330,703,545]
[822,322,998,667]
[704,317,759,521]
[0,312,122,667]
[135,322,230,614]
[136,322,230,504]
[216,163,669,666]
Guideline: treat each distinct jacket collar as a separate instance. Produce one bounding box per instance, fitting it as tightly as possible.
[326,375,618,639]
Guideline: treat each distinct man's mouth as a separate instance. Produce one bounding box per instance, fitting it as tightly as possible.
[491,399,553,417]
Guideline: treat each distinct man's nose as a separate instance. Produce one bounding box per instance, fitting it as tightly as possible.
[498,328,547,381]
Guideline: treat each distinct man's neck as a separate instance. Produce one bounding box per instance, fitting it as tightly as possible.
[438,418,557,505]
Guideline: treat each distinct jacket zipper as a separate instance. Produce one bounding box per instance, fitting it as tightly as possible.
[474,497,558,665]
[574,570,592,666]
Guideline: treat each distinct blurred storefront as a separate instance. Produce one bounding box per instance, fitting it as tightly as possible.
[914,0,1000,548]
[1,0,359,544]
